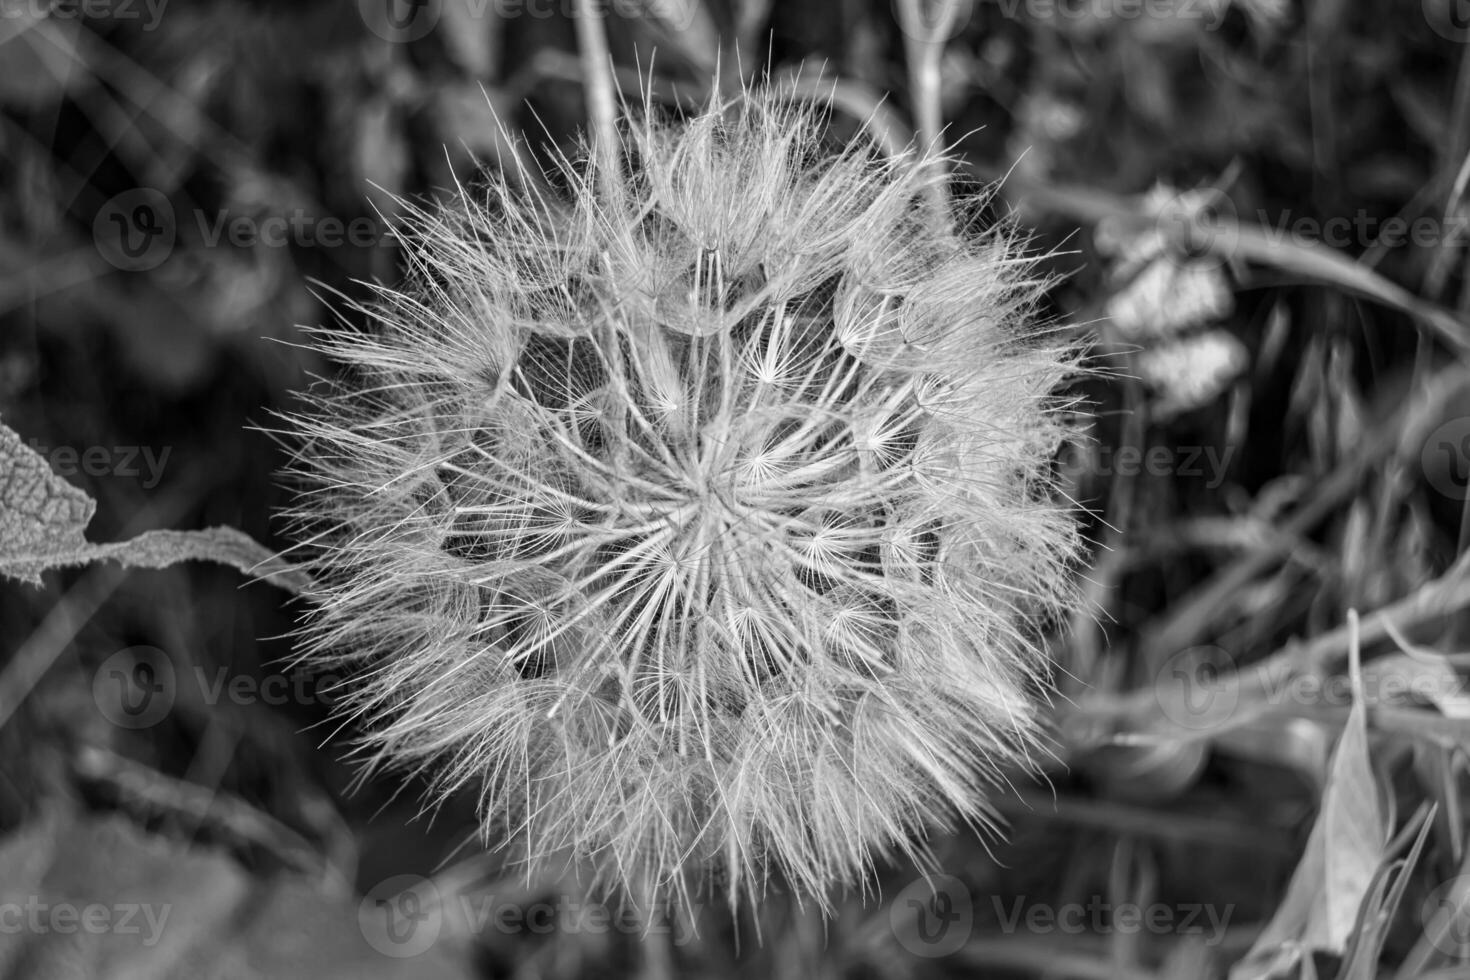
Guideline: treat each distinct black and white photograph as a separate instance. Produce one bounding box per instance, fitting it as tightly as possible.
[3,0,1470,976]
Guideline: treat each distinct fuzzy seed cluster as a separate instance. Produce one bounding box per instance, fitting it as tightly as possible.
[288,94,1080,909]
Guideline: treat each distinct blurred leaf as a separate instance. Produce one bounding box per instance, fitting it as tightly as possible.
[634,0,721,75]
[732,0,775,53]
[1335,804,1435,980]
[996,175,1470,355]
[354,95,411,216]
[1231,615,1388,979]
[430,82,522,185]
[1081,739,1209,804]
[440,0,500,77]
[1369,652,1470,719]
[1380,619,1470,718]
[0,808,476,980]
[0,13,83,109]
[1161,935,1225,980]
[1230,223,1470,357]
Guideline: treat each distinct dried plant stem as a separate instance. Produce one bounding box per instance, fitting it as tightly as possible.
[71,744,337,881]
[772,68,914,161]
[1455,487,1470,648]
[574,0,620,194]
[1137,366,1470,662]
[732,0,775,60]
[0,565,121,732]
[896,0,960,153]
[960,936,1160,980]
[896,0,963,212]
[1077,548,1470,735]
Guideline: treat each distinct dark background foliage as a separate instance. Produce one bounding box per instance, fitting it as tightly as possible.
[3,0,1470,976]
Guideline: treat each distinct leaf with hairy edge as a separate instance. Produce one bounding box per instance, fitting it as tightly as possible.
[0,419,309,593]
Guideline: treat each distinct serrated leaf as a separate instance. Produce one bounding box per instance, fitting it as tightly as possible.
[0,419,98,586]
[0,419,309,592]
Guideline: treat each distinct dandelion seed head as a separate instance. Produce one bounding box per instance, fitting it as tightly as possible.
[287,93,1082,911]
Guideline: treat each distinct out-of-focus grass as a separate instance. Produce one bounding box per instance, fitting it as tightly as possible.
[2,0,1470,977]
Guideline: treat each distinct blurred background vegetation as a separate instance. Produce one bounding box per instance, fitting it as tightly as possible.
[4,0,1470,976]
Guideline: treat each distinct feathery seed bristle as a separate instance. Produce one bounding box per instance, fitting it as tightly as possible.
[285,92,1082,911]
